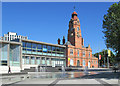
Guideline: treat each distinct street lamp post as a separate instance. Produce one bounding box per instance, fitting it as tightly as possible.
[107,56,109,68]
[104,50,105,68]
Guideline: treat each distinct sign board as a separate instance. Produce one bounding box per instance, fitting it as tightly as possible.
[108,49,111,57]
[68,58,70,61]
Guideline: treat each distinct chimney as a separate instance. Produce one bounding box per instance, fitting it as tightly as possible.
[62,36,65,45]
[58,38,60,45]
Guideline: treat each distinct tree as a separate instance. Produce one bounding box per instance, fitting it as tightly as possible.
[102,2,120,59]
[93,50,115,67]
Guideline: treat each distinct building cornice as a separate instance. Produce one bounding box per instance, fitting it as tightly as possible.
[22,39,66,48]
[0,40,22,45]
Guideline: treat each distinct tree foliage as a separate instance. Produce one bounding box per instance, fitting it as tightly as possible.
[93,50,115,66]
[103,2,120,57]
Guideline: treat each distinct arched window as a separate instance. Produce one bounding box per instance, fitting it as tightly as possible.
[77,27,79,31]
[70,49,73,55]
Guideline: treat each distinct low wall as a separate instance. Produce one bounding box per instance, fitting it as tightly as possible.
[22,64,38,70]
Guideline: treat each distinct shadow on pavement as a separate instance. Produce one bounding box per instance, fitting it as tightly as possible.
[80,72,120,79]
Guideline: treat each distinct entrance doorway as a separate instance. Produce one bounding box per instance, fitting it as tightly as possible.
[88,61,90,68]
[77,60,80,66]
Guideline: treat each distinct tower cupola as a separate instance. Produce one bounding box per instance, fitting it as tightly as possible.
[72,11,77,19]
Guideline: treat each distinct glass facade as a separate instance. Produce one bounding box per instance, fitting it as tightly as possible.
[1,43,8,66]
[22,41,65,57]
[0,43,20,66]
[10,44,20,66]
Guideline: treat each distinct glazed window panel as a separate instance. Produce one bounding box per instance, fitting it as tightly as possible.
[32,43,37,49]
[48,46,51,51]
[46,58,50,66]
[22,56,25,64]
[22,42,26,47]
[1,44,8,61]
[36,57,40,65]
[52,46,56,51]
[10,44,20,66]
[43,45,47,52]
[26,56,29,64]
[52,46,56,54]
[26,48,32,51]
[26,42,31,48]
[42,57,45,65]
[56,47,60,51]
[37,44,42,50]
[37,44,42,52]
[43,45,47,48]
[31,57,35,64]
[60,48,64,52]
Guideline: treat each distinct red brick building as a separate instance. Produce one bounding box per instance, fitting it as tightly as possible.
[65,11,98,68]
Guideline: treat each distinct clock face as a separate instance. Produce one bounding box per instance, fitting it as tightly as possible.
[77,27,79,31]
[71,33,73,36]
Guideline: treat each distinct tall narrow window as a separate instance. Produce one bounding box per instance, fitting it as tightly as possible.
[77,27,79,31]
[70,49,73,55]
[77,50,79,56]
[83,51,85,57]
[89,52,90,57]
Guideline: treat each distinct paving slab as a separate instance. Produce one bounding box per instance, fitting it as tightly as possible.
[16,78,56,84]
[101,78,119,84]
[56,79,101,84]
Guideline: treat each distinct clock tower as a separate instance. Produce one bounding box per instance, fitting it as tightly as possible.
[68,11,83,48]
[66,11,98,68]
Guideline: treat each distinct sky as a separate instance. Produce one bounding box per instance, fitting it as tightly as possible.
[2,2,116,54]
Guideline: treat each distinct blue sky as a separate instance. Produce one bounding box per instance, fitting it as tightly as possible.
[2,2,115,54]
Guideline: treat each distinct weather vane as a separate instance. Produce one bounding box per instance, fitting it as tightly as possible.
[74,6,75,11]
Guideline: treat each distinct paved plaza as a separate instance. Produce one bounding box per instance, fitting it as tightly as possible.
[0,71,120,86]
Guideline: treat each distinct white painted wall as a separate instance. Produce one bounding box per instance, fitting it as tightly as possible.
[0,66,21,74]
